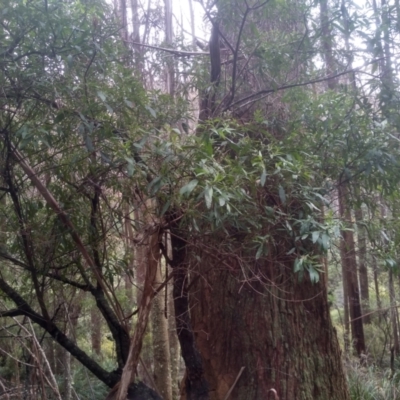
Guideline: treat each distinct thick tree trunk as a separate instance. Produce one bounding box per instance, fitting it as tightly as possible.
[189,257,349,400]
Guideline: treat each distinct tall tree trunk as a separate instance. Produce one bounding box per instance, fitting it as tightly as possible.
[134,206,153,386]
[130,0,142,70]
[319,0,337,89]
[118,0,128,43]
[151,264,173,400]
[164,0,175,96]
[354,205,370,323]
[372,254,381,322]
[114,228,162,400]
[339,235,351,356]
[389,268,400,357]
[338,182,365,356]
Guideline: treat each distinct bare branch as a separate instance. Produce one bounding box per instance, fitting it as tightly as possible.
[124,40,209,56]
[227,59,385,111]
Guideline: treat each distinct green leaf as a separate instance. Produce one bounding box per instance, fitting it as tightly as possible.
[84,134,94,152]
[286,247,296,255]
[278,185,286,205]
[97,91,106,102]
[321,233,329,250]
[255,243,264,260]
[260,169,267,186]
[54,110,67,123]
[294,257,303,273]
[66,54,74,67]
[159,199,171,217]
[204,186,213,209]
[308,266,320,283]
[180,179,198,196]
[124,99,134,108]
[147,176,163,195]
[145,105,157,118]
[127,161,135,176]
[311,231,320,244]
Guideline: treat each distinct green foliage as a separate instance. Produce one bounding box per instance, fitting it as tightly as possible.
[347,365,400,400]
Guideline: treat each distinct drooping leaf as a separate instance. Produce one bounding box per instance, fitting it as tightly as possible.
[205,186,213,209]
[278,185,286,205]
[180,179,198,196]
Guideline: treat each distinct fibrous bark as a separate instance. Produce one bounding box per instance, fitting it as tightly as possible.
[189,255,349,400]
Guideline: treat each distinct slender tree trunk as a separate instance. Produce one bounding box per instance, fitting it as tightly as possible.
[63,333,73,400]
[372,255,381,322]
[119,0,128,43]
[188,0,196,50]
[133,206,153,386]
[389,268,400,356]
[319,0,337,89]
[339,234,351,356]
[114,228,162,400]
[354,205,370,323]
[151,264,173,400]
[168,268,181,399]
[131,0,141,70]
[338,182,365,356]
[124,202,135,324]
[164,0,175,96]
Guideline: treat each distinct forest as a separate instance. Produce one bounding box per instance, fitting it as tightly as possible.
[1,0,400,399]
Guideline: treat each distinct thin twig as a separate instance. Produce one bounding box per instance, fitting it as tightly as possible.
[223,366,245,400]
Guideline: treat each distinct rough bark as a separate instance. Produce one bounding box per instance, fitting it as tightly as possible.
[188,254,349,400]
